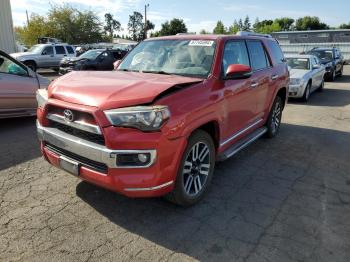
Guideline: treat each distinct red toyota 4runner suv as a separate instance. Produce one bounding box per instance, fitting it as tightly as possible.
[37,32,289,206]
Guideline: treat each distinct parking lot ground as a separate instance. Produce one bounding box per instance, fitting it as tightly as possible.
[1,67,350,262]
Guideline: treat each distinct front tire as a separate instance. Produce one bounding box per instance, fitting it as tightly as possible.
[317,78,324,92]
[339,66,343,77]
[302,82,311,102]
[265,96,283,138]
[166,130,215,206]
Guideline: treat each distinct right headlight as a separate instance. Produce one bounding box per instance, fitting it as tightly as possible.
[104,106,170,131]
[290,78,302,85]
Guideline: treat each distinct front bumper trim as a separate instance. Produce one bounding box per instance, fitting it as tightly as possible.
[37,121,157,169]
[124,181,174,191]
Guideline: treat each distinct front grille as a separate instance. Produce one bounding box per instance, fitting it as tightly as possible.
[45,143,108,174]
[48,105,96,125]
[49,121,105,145]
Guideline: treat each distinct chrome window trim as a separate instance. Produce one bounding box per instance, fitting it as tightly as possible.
[37,121,156,169]
[124,181,174,191]
[47,113,102,135]
[220,118,264,147]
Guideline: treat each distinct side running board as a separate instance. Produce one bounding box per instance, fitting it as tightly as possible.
[217,127,267,161]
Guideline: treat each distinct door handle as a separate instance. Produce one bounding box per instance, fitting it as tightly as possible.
[271,74,279,80]
[250,82,259,88]
[63,55,67,56]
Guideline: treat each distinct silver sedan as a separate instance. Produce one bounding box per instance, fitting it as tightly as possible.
[286,54,326,102]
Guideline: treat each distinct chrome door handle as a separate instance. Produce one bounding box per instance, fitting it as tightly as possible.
[250,82,259,88]
[271,74,279,80]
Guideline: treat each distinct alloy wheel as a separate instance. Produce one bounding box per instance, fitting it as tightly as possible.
[271,100,282,133]
[182,142,211,196]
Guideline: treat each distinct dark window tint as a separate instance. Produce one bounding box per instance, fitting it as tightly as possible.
[66,46,74,54]
[55,46,66,55]
[247,41,268,70]
[222,40,250,74]
[42,46,53,55]
[268,40,284,64]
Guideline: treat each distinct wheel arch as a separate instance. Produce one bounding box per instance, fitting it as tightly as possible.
[194,121,221,151]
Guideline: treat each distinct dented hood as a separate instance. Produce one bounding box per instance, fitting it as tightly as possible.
[49,71,203,109]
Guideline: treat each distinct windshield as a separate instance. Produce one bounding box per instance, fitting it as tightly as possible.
[28,45,43,54]
[286,58,310,70]
[309,50,333,62]
[118,39,217,78]
[79,50,103,60]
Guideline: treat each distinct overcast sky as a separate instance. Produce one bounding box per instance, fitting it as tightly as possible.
[10,0,350,33]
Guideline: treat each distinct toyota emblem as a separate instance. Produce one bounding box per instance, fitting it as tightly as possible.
[63,109,74,122]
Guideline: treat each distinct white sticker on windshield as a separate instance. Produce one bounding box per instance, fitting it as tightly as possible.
[189,40,214,47]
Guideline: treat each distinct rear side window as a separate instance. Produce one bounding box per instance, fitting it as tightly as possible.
[55,46,66,55]
[222,40,250,74]
[66,46,74,54]
[247,41,269,71]
[268,40,285,64]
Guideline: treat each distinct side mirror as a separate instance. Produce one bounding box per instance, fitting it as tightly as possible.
[42,51,47,55]
[113,60,122,70]
[225,64,252,80]
[312,64,320,70]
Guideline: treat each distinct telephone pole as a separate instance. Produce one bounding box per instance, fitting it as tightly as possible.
[144,4,149,39]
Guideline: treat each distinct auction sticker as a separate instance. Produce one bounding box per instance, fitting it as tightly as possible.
[189,40,214,46]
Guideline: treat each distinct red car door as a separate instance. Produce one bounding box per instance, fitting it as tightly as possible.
[220,40,258,147]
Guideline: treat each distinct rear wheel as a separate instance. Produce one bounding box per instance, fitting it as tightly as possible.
[265,96,283,138]
[329,70,336,82]
[302,82,311,102]
[339,66,343,77]
[24,61,37,72]
[166,130,215,206]
[317,78,324,92]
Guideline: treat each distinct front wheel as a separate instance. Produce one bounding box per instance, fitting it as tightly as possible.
[166,130,215,206]
[24,61,37,72]
[265,96,283,138]
[339,66,343,77]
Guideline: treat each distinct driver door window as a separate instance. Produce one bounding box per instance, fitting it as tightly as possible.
[42,46,54,56]
[222,41,250,76]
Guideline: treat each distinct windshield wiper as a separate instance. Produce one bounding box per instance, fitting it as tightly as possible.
[141,70,173,75]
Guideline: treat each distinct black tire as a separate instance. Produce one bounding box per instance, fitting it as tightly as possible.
[329,70,336,82]
[301,82,311,102]
[317,78,324,92]
[265,96,283,138]
[339,66,343,77]
[24,61,37,72]
[166,130,215,206]
[53,68,59,73]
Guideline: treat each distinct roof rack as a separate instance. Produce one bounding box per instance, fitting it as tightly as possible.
[236,31,272,38]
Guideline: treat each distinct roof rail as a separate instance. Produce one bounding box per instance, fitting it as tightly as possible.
[236,31,272,38]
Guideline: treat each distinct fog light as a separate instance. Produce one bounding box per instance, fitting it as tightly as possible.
[116,153,151,167]
[138,153,149,163]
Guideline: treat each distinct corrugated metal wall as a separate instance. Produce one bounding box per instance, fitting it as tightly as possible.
[0,0,16,53]
[280,43,350,62]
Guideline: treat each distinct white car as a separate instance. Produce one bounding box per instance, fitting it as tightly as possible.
[286,54,326,102]
[11,43,76,72]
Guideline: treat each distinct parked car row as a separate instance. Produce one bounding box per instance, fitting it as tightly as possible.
[9,43,131,74]
[286,46,345,101]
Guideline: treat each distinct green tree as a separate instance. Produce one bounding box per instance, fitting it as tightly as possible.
[15,5,105,46]
[229,20,240,34]
[339,22,350,29]
[104,13,121,40]
[199,29,209,34]
[157,18,188,36]
[258,22,281,34]
[295,16,329,30]
[242,15,251,31]
[128,11,144,41]
[274,17,294,31]
[213,20,226,34]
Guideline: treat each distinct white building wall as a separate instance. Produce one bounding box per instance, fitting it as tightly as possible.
[0,0,16,53]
